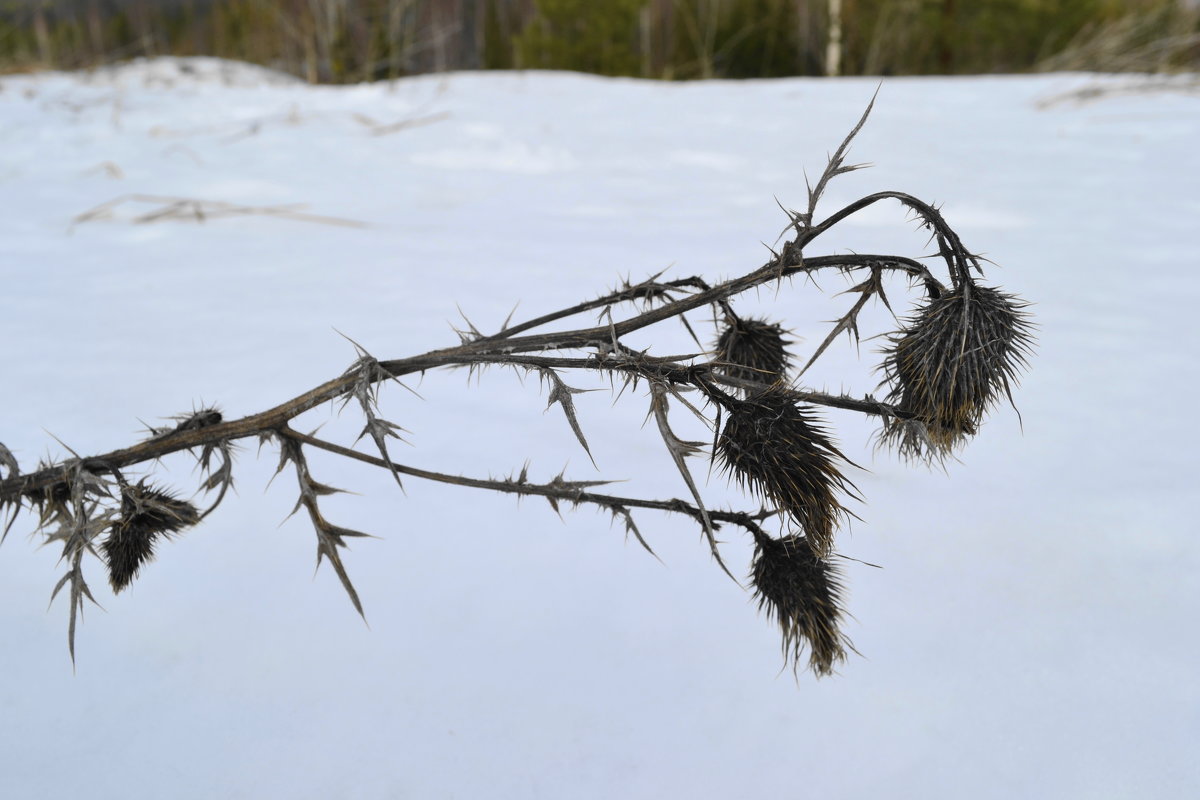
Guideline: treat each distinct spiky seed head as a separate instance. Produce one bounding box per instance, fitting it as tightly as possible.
[173,408,222,433]
[879,283,1033,460]
[717,385,857,558]
[751,533,852,677]
[714,316,790,388]
[28,479,73,526]
[102,481,199,593]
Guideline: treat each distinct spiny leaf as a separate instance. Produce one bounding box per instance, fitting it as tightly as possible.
[340,343,413,491]
[797,273,878,376]
[611,505,661,563]
[650,383,738,584]
[540,368,599,468]
[51,557,101,668]
[196,440,236,520]
[0,441,18,479]
[451,305,484,345]
[314,527,368,621]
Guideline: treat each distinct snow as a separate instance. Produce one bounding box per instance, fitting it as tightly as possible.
[1,58,1197,798]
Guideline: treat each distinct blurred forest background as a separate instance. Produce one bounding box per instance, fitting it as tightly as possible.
[2,0,1198,82]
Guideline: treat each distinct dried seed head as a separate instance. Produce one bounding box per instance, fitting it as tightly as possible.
[28,479,73,526]
[714,316,790,388]
[717,385,857,558]
[172,407,222,433]
[751,533,852,677]
[102,481,199,593]
[880,283,1033,460]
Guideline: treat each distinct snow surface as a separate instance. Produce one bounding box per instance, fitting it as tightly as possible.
[1,58,1197,798]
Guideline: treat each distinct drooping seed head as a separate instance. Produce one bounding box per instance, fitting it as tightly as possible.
[714,316,791,388]
[717,385,857,558]
[751,532,852,677]
[102,481,199,593]
[879,283,1033,460]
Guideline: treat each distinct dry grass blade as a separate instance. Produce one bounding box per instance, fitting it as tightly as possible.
[1035,8,1200,75]
[1036,75,1200,108]
[364,110,451,136]
[71,194,367,230]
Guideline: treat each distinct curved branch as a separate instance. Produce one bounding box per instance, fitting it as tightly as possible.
[802,192,977,286]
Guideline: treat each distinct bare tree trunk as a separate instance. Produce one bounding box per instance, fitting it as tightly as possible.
[640,5,652,77]
[826,0,843,76]
[33,5,53,66]
[87,0,106,61]
[939,0,957,74]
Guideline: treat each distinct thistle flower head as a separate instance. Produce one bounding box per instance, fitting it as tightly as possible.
[102,481,199,593]
[751,532,852,677]
[717,385,857,558]
[714,316,790,388]
[28,479,73,526]
[172,407,223,433]
[879,282,1033,460]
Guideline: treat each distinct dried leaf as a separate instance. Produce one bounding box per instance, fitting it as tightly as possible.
[0,441,18,479]
[650,383,738,584]
[540,369,599,467]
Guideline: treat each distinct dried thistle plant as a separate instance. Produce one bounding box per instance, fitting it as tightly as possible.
[0,99,1032,677]
[879,282,1034,460]
[750,531,853,677]
[714,315,791,388]
[716,385,858,559]
[70,194,367,231]
[102,481,199,593]
[26,478,73,529]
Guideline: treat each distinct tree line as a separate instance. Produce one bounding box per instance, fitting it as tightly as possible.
[1,0,1196,82]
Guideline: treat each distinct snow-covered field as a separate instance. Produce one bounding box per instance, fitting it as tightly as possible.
[1,58,1197,798]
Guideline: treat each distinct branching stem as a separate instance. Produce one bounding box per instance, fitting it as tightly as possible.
[280,428,774,535]
[0,253,928,503]
[0,100,1032,677]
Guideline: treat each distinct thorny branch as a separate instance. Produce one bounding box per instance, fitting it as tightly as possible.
[0,102,1032,676]
[0,254,931,498]
[280,428,774,544]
